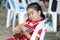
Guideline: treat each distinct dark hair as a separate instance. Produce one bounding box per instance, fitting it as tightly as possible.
[27,2,45,19]
[19,0,22,2]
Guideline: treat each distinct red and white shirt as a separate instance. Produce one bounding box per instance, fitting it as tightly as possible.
[25,18,44,37]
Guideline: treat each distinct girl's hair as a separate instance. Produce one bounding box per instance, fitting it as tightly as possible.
[19,0,22,2]
[27,2,45,19]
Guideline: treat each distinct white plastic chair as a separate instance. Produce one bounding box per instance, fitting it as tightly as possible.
[57,0,60,21]
[12,0,28,28]
[48,0,57,32]
[6,0,15,28]
[6,0,28,29]
[30,19,47,40]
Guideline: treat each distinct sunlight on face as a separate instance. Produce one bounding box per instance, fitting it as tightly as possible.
[27,8,41,22]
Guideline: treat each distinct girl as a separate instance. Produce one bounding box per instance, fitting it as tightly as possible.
[7,2,45,40]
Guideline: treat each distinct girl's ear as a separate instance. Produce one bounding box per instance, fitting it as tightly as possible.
[38,10,41,15]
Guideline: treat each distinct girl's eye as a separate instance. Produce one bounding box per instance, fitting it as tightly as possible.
[31,13,34,14]
[31,12,34,14]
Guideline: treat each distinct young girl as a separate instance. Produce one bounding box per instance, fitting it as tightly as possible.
[7,2,45,40]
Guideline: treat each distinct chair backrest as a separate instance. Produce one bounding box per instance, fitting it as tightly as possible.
[57,0,60,13]
[13,0,19,10]
[30,19,47,40]
[48,0,53,13]
[48,0,57,13]
[8,0,15,10]
[27,0,38,4]
[14,0,27,11]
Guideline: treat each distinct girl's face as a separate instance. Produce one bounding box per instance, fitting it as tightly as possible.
[27,8,41,22]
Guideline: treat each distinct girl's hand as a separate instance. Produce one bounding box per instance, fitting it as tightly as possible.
[35,36,39,40]
[13,26,19,33]
[24,31,31,39]
[13,22,26,33]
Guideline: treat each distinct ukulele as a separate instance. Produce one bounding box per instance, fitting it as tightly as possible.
[13,31,23,40]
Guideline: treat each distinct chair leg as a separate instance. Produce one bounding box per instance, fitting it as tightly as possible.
[10,10,14,20]
[6,9,11,28]
[13,12,16,29]
[52,13,57,32]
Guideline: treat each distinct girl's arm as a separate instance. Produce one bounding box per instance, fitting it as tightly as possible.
[24,31,31,39]
[23,30,39,40]
[13,22,26,33]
